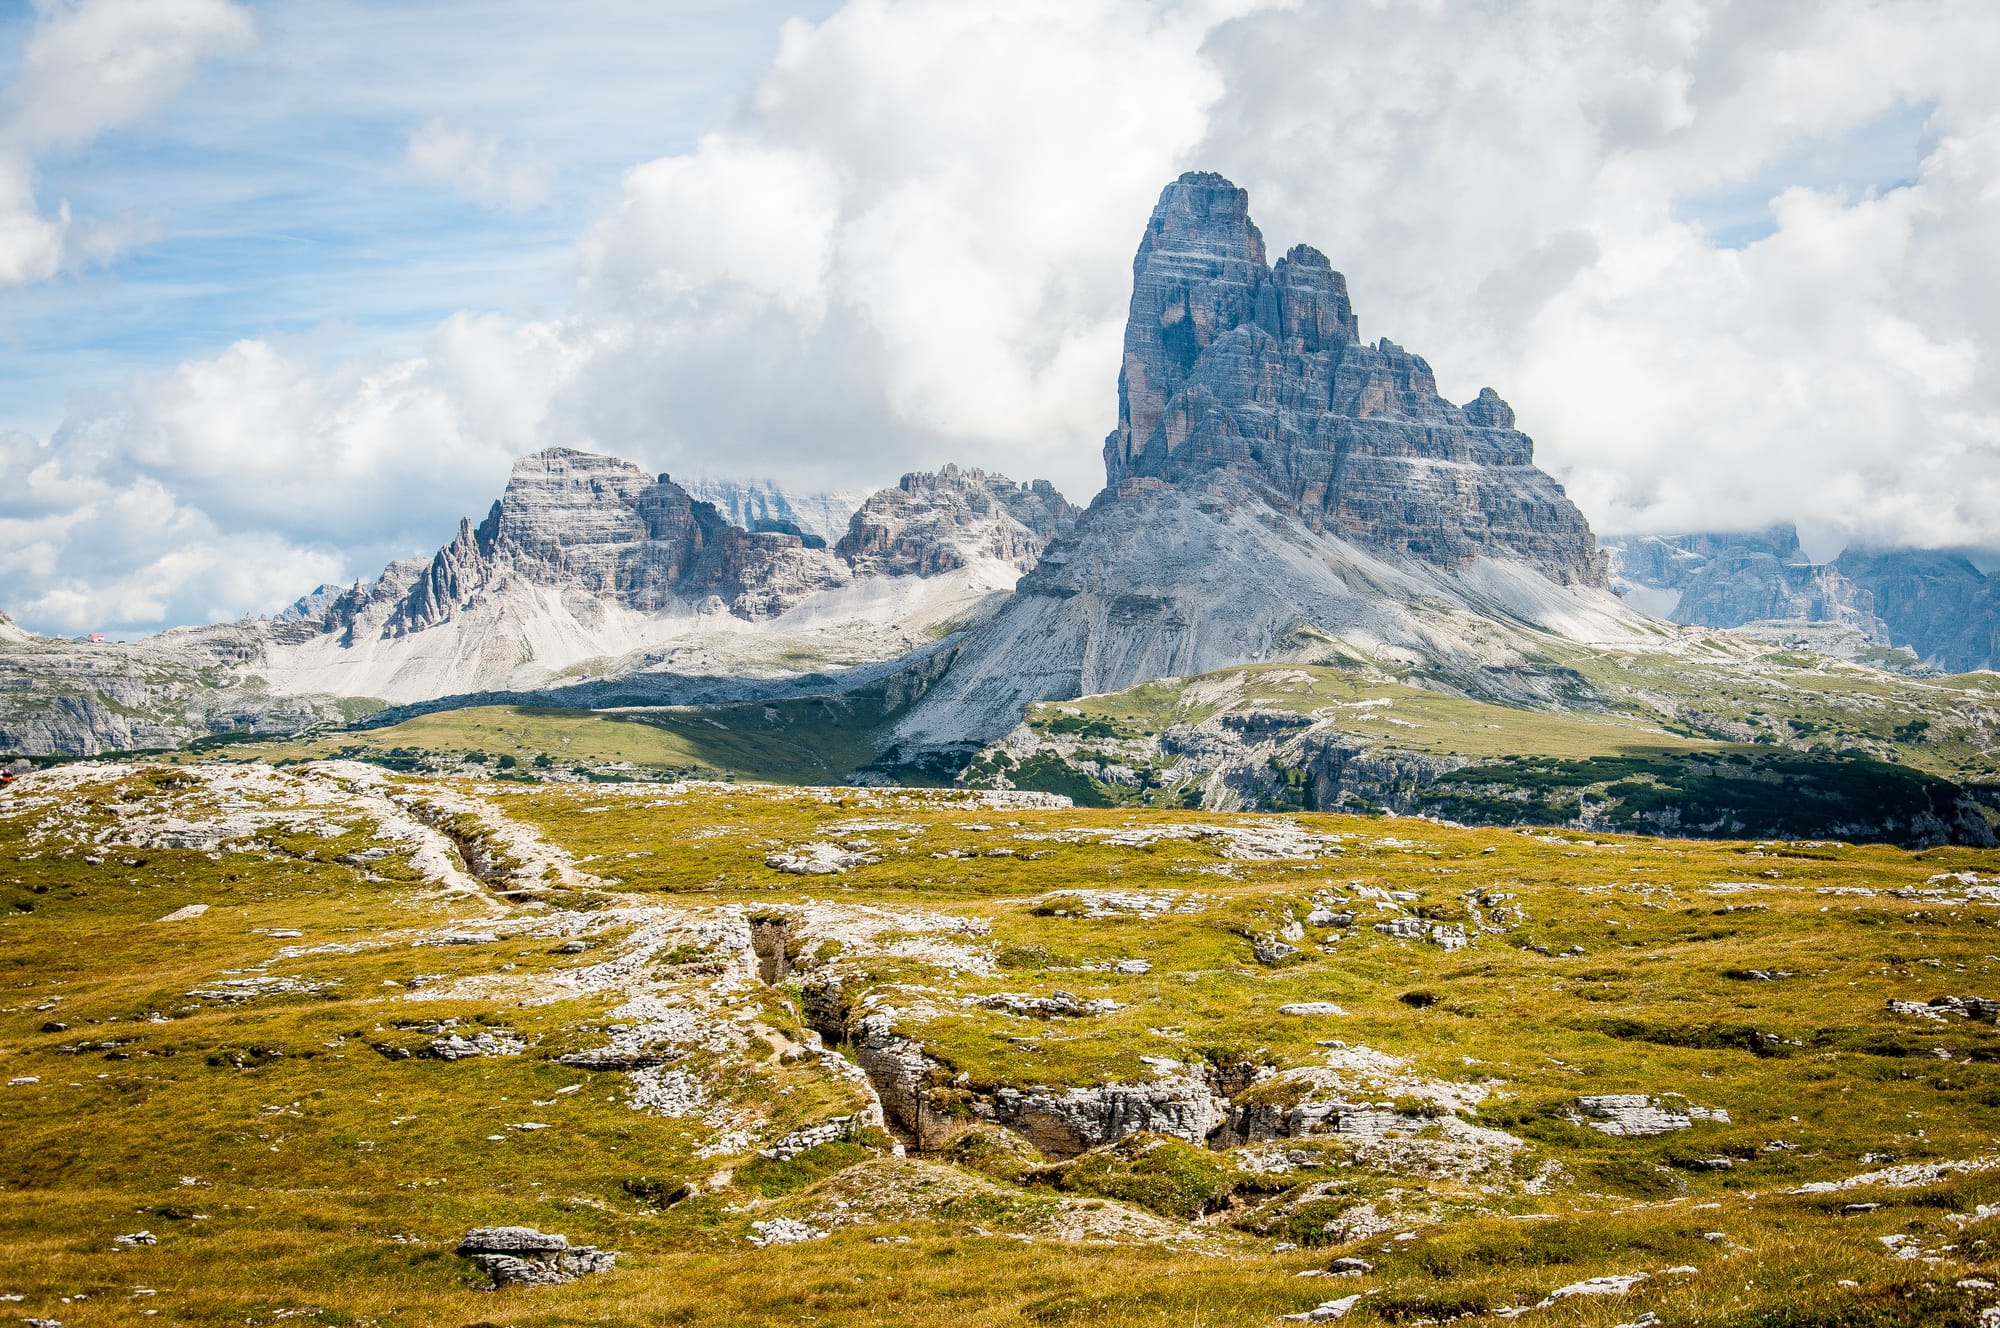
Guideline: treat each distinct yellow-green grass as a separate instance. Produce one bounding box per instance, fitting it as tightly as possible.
[5,765,2000,1325]
[226,692,898,784]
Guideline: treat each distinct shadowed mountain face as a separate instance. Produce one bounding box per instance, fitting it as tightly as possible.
[1105,172,1605,586]
[1605,526,2000,673]
[889,173,1640,758]
[1834,548,2000,674]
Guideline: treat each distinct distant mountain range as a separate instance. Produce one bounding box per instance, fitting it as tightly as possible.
[1604,526,2000,672]
[0,457,1075,754]
[4,172,1996,846]
[679,476,873,547]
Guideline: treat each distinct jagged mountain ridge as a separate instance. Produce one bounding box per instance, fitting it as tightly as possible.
[889,171,1636,760]
[0,457,1077,753]
[256,449,1079,705]
[1106,172,1605,585]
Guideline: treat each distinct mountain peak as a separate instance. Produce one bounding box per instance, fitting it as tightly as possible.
[1104,173,1603,587]
[1140,172,1266,266]
[508,446,645,481]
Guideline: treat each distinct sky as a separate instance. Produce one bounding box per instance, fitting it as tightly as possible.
[2,0,1998,637]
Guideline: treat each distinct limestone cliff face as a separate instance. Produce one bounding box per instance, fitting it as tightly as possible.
[1104,172,1605,586]
[836,465,1078,578]
[1605,527,1999,673]
[889,173,1635,757]
[1834,549,2000,674]
[373,449,850,634]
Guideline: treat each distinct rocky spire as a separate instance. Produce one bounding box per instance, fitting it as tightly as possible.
[1097,170,1604,587]
[1106,172,1275,482]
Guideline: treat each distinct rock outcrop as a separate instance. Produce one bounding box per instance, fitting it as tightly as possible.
[988,1075,1227,1156]
[1105,172,1605,585]
[888,172,1643,758]
[838,466,1078,578]
[456,1225,616,1287]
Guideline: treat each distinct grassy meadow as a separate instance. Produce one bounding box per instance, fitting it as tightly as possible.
[3,761,2000,1325]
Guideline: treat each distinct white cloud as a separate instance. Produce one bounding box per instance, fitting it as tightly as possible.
[1190,0,2000,550]
[406,117,551,211]
[10,0,2000,635]
[0,154,66,286]
[0,0,252,291]
[7,0,254,149]
[579,136,840,316]
[559,0,1246,496]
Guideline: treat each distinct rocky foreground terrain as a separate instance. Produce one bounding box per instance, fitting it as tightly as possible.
[5,759,2000,1325]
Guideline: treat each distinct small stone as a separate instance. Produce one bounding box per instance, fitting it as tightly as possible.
[1280,1294,1360,1322]
[1279,1002,1348,1016]
[457,1226,614,1287]
[1538,1272,1648,1306]
[113,1231,157,1247]
[748,1218,829,1246]
[1254,936,1301,965]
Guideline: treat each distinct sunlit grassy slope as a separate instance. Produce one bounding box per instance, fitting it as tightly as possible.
[969,660,2000,842]
[232,691,907,785]
[195,635,2000,849]
[6,761,2000,1325]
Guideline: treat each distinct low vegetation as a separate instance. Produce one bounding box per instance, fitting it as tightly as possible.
[4,759,2000,1325]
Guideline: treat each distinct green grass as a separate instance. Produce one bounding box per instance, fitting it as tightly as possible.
[223,688,914,785]
[4,761,2000,1325]
[971,660,2000,842]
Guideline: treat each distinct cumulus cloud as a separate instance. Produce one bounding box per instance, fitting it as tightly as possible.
[7,0,254,149]
[406,117,551,211]
[1191,0,2000,549]
[9,0,2000,635]
[0,0,252,290]
[557,0,1243,492]
[0,155,66,286]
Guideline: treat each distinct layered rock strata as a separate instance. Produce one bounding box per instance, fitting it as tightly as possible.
[1105,172,1605,585]
[890,171,1643,758]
